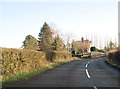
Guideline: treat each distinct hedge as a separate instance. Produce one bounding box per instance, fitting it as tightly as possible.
[52,50,72,60]
[2,48,49,76]
[2,48,72,76]
[107,51,120,66]
[43,50,72,61]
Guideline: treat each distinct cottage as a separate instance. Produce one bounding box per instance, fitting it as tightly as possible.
[72,37,92,54]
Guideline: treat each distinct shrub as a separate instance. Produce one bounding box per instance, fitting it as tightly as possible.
[52,51,72,60]
[43,50,72,61]
[2,48,72,76]
[90,47,98,52]
[118,45,120,52]
[72,50,75,55]
[107,51,120,66]
[2,48,49,76]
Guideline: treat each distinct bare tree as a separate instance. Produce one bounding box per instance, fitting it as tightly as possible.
[64,32,73,51]
[49,23,59,37]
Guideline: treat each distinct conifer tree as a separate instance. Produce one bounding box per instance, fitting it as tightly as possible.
[38,22,53,50]
[54,34,65,51]
[22,35,39,50]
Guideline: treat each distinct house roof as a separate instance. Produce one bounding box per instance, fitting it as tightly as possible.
[72,38,92,49]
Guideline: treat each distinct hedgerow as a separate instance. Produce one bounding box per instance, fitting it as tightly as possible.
[52,51,72,60]
[107,51,120,66]
[2,48,49,76]
[43,50,72,61]
[2,48,72,77]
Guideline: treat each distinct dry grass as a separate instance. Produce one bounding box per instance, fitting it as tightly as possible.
[54,57,81,62]
[108,49,118,53]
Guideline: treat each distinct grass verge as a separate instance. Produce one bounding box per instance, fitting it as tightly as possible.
[2,58,82,87]
[105,59,120,70]
[91,55,106,59]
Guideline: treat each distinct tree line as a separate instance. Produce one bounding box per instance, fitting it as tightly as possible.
[22,22,118,53]
[22,22,66,51]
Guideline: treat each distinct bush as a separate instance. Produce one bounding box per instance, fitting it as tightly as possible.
[2,48,49,76]
[72,50,75,55]
[107,51,120,66]
[43,50,72,61]
[2,48,72,76]
[118,45,120,52]
[90,47,98,52]
[52,51,72,60]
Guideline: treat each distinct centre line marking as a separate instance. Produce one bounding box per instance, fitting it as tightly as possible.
[93,86,98,89]
[85,69,90,78]
[86,64,88,68]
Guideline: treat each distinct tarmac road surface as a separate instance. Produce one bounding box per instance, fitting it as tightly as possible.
[9,57,120,89]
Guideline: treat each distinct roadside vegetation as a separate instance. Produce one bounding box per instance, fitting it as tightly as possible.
[89,47,106,59]
[2,22,119,87]
[104,41,120,69]
[2,48,80,86]
[2,22,80,87]
[90,47,106,53]
[106,49,120,69]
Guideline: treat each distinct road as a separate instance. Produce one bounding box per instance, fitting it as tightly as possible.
[9,57,120,89]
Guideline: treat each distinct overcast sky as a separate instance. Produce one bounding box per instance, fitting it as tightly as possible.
[0,0,119,49]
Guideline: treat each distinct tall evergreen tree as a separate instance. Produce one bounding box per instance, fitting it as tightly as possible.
[53,34,65,51]
[38,22,53,50]
[22,35,39,50]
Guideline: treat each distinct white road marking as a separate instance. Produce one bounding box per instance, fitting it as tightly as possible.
[85,60,98,89]
[85,69,90,78]
[93,86,98,89]
[86,64,88,68]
